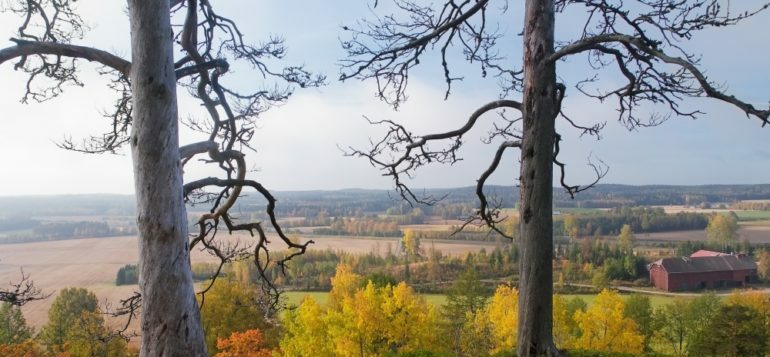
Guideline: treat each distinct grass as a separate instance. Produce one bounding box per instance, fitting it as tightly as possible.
[560,293,678,309]
[555,207,604,215]
[283,291,330,307]
[733,210,770,221]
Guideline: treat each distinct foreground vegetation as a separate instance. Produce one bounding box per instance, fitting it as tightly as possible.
[4,260,770,356]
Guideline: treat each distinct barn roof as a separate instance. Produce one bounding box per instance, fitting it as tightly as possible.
[690,249,729,257]
[649,255,757,274]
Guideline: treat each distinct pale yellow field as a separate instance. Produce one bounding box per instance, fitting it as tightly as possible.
[658,205,732,214]
[0,233,497,335]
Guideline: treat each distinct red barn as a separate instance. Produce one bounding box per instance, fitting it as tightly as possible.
[648,255,758,291]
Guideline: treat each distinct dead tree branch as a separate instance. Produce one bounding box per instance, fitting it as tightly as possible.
[0,269,48,306]
[346,99,522,205]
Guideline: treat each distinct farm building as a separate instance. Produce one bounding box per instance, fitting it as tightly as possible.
[689,249,730,257]
[648,254,758,291]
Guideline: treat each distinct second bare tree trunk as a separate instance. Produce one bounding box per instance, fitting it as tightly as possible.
[127,0,207,355]
[518,0,558,356]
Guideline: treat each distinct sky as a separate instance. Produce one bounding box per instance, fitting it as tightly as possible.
[0,1,768,196]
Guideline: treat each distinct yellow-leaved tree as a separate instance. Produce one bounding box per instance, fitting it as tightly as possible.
[552,295,576,349]
[724,291,770,327]
[327,281,387,356]
[199,279,275,355]
[461,309,493,356]
[281,296,334,357]
[574,289,643,354]
[327,263,362,311]
[381,282,442,352]
[487,284,518,354]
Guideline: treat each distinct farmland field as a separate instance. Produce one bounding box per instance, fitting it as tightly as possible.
[733,211,770,221]
[636,224,770,243]
[659,205,770,221]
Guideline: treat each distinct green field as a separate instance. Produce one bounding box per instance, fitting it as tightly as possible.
[556,207,604,215]
[284,291,330,306]
[734,210,770,221]
[562,293,678,309]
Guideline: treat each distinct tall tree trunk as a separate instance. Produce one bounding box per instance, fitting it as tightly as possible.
[518,0,558,356]
[127,0,207,355]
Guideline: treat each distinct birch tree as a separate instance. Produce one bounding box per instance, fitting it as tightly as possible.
[0,0,321,354]
[340,0,769,355]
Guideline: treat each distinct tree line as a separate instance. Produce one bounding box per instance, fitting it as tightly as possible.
[558,207,709,238]
[0,221,136,244]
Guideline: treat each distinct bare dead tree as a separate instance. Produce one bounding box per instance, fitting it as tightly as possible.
[340,0,769,355]
[0,269,47,306]
[1,0,321,354]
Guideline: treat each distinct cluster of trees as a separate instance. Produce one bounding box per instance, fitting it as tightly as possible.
[730,201,770,211]
[281,266,686,356]
[0,288,129,356]
[269,243,519,292]
[248,185,770,217]
[282,267,770,357]
[557,207,709,238]
[313,217,403,237]
[552,185,770,208]
[559,225,646,285]
[115,265,138,286]
[116,263,222,286]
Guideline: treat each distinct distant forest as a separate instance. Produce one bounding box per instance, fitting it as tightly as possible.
[0,184,769,243]
[1,184,769,218]
[243,184,770,218]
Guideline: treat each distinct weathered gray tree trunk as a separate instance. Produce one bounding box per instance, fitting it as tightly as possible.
[127,0,207,355]
[518,0,558,356]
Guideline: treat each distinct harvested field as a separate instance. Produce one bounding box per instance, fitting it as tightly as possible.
[0,233,496,332]
[400,224,454,231]
[637,224,770,243]
[658,205,731,214]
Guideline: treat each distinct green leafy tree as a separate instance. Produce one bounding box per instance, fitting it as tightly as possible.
[653,299,690,356]
[685,292,722,352]
[0,302,32,344]
[623,295,653,352]
[38,287,127,356]
[39,287,99,350]
[442,267,489,355]
[689,304,768,357]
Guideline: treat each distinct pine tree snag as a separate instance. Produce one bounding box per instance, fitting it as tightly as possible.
[519,1,559,355]
[128,0,206,354]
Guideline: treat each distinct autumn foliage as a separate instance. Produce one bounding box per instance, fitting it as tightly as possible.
[214,329,273,357]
